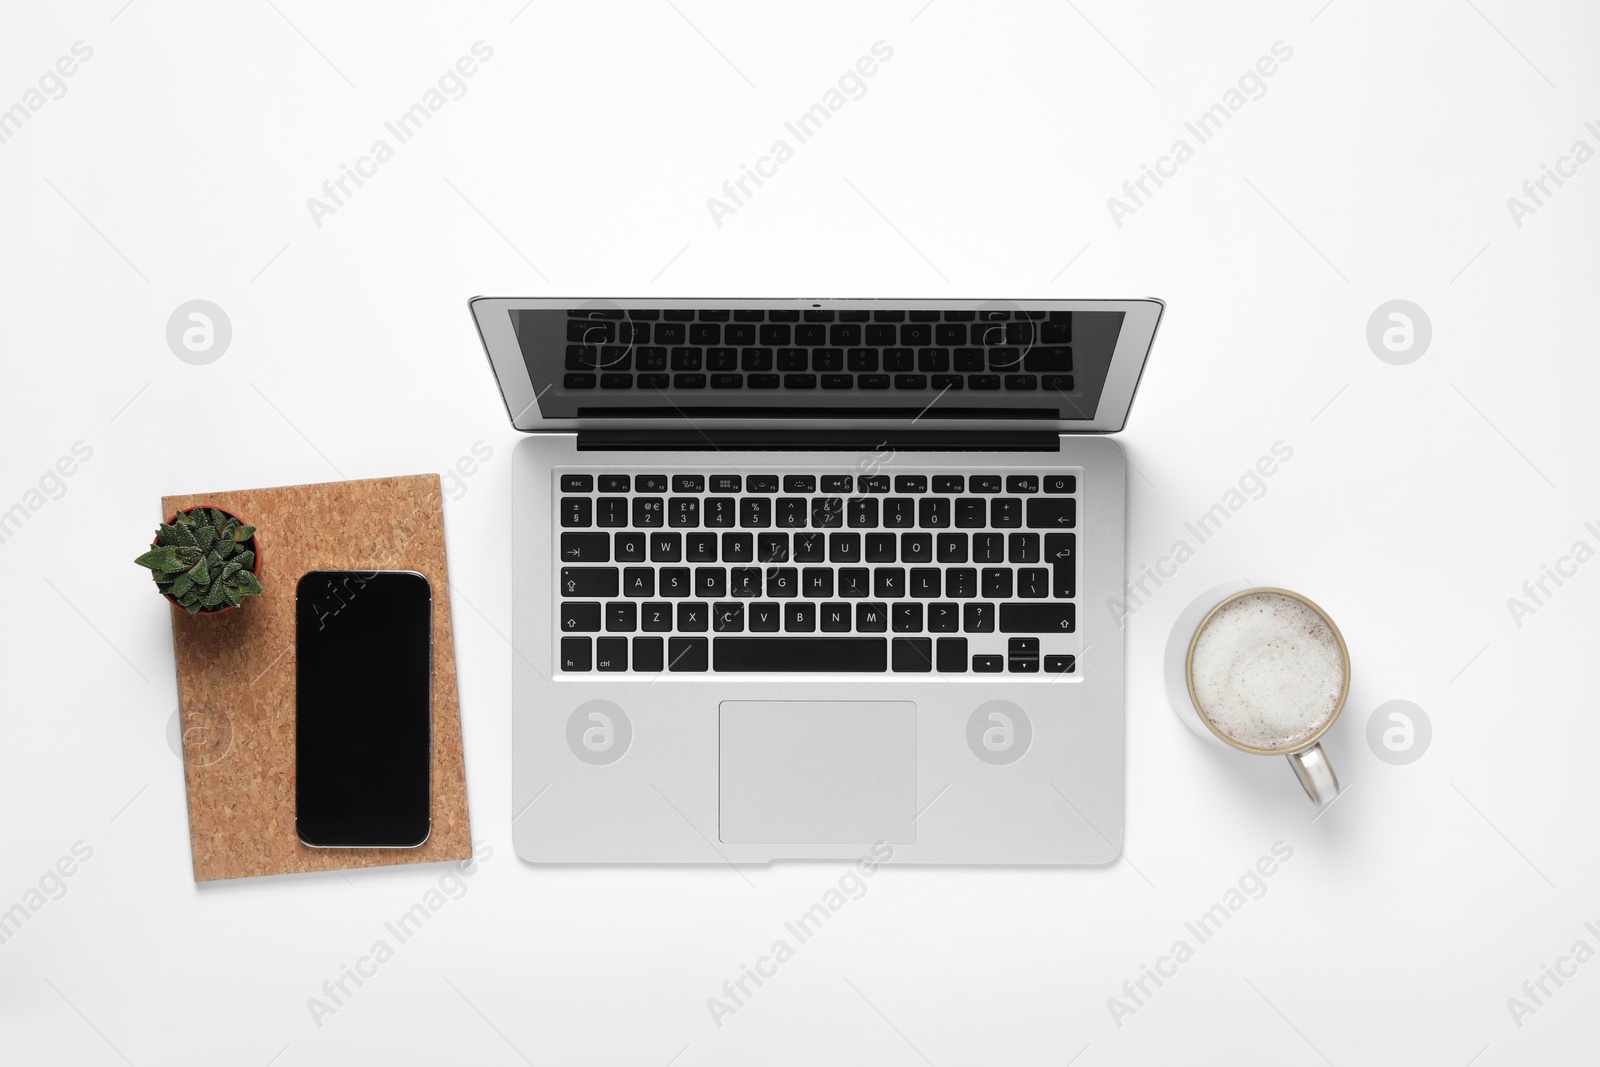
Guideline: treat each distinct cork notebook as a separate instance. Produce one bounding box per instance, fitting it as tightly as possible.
[163,474,471,882]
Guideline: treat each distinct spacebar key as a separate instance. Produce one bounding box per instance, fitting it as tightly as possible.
[713,637,887,671]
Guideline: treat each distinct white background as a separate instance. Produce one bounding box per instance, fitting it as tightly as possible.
[2,1,1597,1063]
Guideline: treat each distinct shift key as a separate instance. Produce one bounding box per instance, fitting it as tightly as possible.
[999,603,1074,633]
[560,567,619,597]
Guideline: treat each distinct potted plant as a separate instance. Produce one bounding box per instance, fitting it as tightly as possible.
[134,506,263,615]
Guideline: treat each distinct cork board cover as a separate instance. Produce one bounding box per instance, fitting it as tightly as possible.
[163,474,471,882]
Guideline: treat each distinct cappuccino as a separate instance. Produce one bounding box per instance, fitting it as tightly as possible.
[1189,591,1346,752]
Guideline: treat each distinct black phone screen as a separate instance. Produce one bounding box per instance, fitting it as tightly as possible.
[295,570,432,848]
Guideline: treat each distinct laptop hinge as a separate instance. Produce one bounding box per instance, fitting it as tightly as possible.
[575,429,1061,452]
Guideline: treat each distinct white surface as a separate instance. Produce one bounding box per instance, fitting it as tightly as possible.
[1,1,1596,1063]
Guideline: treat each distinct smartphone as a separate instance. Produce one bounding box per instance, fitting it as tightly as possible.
[295,570,432,848]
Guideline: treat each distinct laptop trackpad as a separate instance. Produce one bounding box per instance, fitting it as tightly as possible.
[719,700,917,845]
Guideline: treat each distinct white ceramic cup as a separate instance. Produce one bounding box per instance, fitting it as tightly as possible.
[1165,582,1350,807]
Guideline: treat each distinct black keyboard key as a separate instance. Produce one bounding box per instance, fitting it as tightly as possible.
[820,604,851,632]
[918,350,950,373]
[1024,347,1072,372]
[1018,568,1049,598]
[759,323,790,346]
[895,475,927,493]
[1000,603,1075,633]
[600,373,632,389]
[856,603,888,632]
[710,474,742,493]
[901,532,932,563]
[655,322,686,343]
[1009,532,1040,563]
[1006,475,1039,494]
[634,475,667,493]
[892,637,933,672]
[713,602,745,632]
[686,532,718,562]
[561,602,602,632]
[803,568,833,597]
[932,475,964,493]
[858,475,890,493]
[963,602,995,633]
[1044,474,1076,494]
[747,475,779,493]
[599,474,631,492]
[718,535,747,567]
[785,602,816,631]
[928,602,959,632]
[918,497,951,528]
[777,497,808,528]
[614,531,646,562]
[866,533,897,562]
[676,601,707,631]
[561,532,609,562]
[883,498,915,528]
[821,374,852,389]
[766,567,798,597]
[731,568,761,597]
[937,533,968,563]
[946,568,977,598]
[1027,498,1076,528]
[894,374,928,390]
[641,603,673,631]
[838,568,870,597]
[1046,533,1075,597]
[696,567,727,598]
[739,497,771,528]
[660,568,691,597]
[893,603,923,633]
[874,567,905,599]
[1004,374,1037,391]
[1045,655,1075,674]
[596,497,628,527]
[859,374,890,389]
[793,532,826,562]
[561,498,592,528]
[936,637,967,672]
[812,497,845,528]
[560,637,591,672]
[970,475,1002,493]
[982,569,1013,598]
[910,568,941,598]
[606,603,637,632]
[564,373,596,389]
[705,497,736,527]
[990,498,1022,528]
[954,498,986,528]
[748,602,781,631]
[673,475,705,493]
[830,532,862,563]
[822,476,854,493]
[784,373,817,389]
[1043,374,1075,392]
[873,310,905,322]
[932,374,963,391]
[969,375,1000,390]
[973,654,1003,673]
[561,568,618,597]
[848,497,878,527]
[973,532,1004,564]
[649,533,681,563]
[668,636,709,671]
[633,636,665,672]
[713,637,885,671]
[674,373,706,389]
[631,497,663,527]
[638,373,670,389]
[561,474,593,492]
[623,567,655,597]
[1008,637,1040,673]
[758,533,789,563]
[784,475,816,493]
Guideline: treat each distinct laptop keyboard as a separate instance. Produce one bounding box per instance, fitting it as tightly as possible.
[563,308,1074,393]
[555,469,1078,674]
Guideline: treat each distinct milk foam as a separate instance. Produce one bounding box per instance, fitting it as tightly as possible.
[1190,592,1346,752]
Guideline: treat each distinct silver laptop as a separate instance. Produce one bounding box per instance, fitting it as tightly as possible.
[472,297,1163,864]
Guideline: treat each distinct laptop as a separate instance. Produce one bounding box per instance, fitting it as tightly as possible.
[471,297,1163,864]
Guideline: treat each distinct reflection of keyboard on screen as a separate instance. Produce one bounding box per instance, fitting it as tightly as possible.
[563,307,1074,393]
[555,469,1079,675]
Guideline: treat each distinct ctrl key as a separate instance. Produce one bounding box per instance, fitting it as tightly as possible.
[561,637,591,672]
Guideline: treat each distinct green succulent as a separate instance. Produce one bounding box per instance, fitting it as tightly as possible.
[135,507,263,615]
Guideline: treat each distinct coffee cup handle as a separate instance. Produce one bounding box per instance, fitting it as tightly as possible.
[1288,743,1339,808]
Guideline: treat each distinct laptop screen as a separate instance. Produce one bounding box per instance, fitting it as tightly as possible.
[507,303,1127,422]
